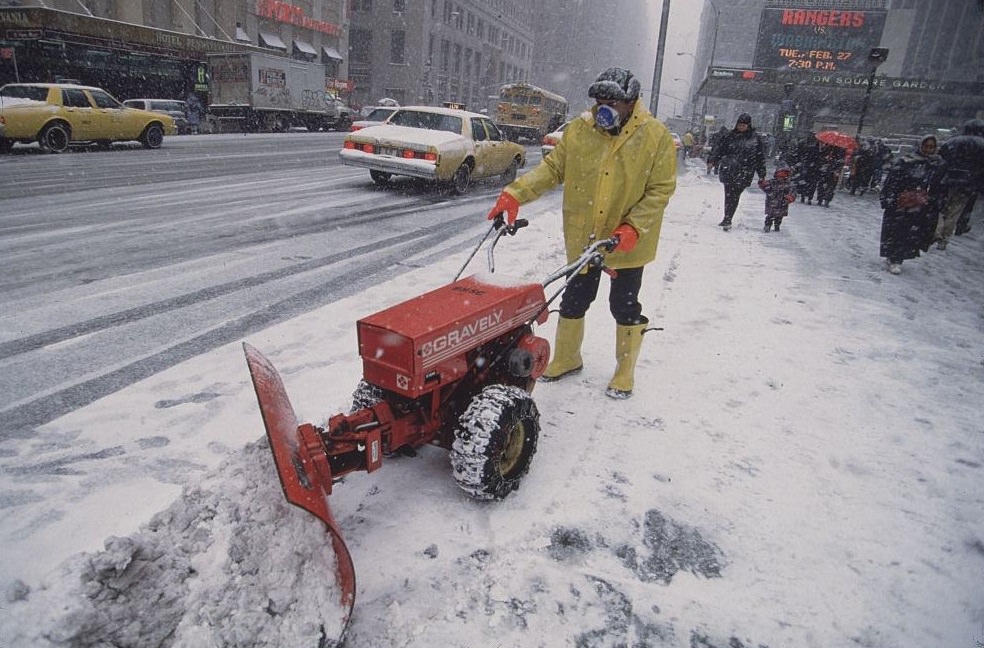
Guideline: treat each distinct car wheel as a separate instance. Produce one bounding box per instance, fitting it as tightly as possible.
[450,384,540,501]
[0,137,12,154]
[370,170,391,185]
[500,158,519,185]
[94,140,112,151]
[39,122,70,153]
[140,124,164,149]
[450,163,472,195]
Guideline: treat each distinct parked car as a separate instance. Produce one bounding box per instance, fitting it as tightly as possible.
[123,98,190,134]
[0,83,176,153]
[349,106,397,132]
[339,105,526,194]
[359,98,400,117]
[541,120,570,157]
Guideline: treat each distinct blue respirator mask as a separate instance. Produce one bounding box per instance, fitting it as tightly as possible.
[595,104,620,131]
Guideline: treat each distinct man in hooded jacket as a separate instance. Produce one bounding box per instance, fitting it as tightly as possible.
[935,119,984,249]
[707,113,767,229]
[485,67,677,399]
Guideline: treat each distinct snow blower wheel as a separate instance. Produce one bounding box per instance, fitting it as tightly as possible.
[451,384,540,501]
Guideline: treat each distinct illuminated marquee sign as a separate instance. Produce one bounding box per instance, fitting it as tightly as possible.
[754,8,888,72]
[256,0,341,37]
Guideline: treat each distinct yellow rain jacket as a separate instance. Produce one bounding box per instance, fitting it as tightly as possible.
[504,101,677,269]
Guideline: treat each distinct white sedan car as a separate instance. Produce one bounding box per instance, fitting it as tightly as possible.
[349,106,397,132]
[339,105,526,194]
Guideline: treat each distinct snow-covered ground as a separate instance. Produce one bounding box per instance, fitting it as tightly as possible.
[2,160,983,648]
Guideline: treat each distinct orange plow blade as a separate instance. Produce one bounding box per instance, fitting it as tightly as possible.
[243,343,356,636]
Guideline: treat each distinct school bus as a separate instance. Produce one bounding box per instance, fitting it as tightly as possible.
[494,83,568,143]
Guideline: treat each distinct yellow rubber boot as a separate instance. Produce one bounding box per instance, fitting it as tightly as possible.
[605,323,647,399]
[540,316,585,382]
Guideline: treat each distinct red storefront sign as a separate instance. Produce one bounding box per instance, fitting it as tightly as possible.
[256,0,342,37]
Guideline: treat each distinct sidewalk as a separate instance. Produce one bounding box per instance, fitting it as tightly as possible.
[2,161,982,648]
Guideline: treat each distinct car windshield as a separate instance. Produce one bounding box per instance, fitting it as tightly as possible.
[388,110,462,134]
[366,107,396,121]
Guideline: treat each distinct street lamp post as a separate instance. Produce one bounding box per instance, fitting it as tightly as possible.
[650,0,672,118]
[856,47,889,138]
[700,0,720,139]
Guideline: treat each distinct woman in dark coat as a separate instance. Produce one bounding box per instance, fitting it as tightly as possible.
[707,113,767,230]
[879,135,945,275]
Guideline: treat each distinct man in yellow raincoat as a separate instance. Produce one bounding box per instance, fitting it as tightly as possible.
[486,67,677,399]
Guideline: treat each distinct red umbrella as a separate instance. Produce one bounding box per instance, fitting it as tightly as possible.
[815,130,858,151]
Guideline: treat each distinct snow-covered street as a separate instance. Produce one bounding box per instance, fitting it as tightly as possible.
[2,159,982,648]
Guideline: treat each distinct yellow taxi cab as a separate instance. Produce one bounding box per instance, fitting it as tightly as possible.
[0,82,177,153]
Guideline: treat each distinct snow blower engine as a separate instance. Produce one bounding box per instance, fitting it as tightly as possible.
[243,215,619,637]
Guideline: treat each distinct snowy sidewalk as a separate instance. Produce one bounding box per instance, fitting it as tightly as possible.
[2,162,982,648]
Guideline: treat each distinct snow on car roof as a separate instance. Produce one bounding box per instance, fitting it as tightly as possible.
[349,123,463,147]
[1,82,102,91]
[394,105,489,119]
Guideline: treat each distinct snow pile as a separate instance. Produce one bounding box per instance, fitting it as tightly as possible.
[1,439,348,647]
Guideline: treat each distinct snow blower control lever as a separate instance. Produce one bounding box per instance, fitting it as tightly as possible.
[243,216,616,644]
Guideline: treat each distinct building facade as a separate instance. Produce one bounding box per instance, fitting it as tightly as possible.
[0,0,349,103]
[685,0,984,140]
[530,0,655,116]
[345,0,534,112]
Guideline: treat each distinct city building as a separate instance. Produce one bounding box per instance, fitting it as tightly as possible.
[0,0,349,102]
[345,0,534,113]
[685,0,984,142]
[530,0,656,116]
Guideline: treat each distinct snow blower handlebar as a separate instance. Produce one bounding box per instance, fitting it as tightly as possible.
[454,213,530,281]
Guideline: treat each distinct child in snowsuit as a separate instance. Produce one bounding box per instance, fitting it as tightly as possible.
[758,166,796,232]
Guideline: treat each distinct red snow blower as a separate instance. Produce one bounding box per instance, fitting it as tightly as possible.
[243,215,619,641]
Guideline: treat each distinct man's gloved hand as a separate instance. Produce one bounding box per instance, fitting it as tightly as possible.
[487,191,520,225]
[611,223,639,253]
[785,192,796,204]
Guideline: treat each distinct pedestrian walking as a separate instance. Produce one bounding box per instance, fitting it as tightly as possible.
[814,143,845,207]
[847,139,876,196]
[682,131,695,158]
[185,89,204,135]
[879,135,945,275]
[789,132,820,204]
[485,66,677,399]
[758,166,796,232]
[706,113,767,231]
[935,119,984,250]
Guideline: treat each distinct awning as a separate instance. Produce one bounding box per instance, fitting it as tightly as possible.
[322,46,343,61]
[293,38,317,57]
[234,25,250,43]
[258,31,287,51]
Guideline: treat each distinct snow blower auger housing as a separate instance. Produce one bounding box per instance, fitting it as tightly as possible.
[243,216,619,640]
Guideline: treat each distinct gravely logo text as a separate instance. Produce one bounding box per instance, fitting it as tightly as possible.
[420,310,504,358]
